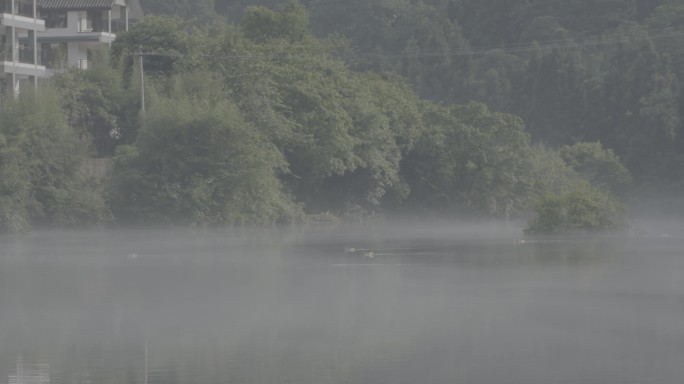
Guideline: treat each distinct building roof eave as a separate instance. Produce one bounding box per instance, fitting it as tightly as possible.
[37,0,117,11]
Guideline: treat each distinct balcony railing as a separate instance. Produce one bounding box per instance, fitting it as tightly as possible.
[77,17,92,32]
[18,45,35,64]
[41,46,65,69]
[0,44,39,65]
[0,0,35,18]
[78,18,125,34]
[111,19,126,33]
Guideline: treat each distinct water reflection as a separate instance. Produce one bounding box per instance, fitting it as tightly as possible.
[1,226,683,384]
[8,357,49,384]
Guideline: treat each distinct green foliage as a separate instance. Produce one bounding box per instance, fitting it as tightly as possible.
[514,46,597,145]
[525,183,626,235]
[0,132,30,232]
[307,72,422,212]
[17,90,109,226]
[111,94,302,226]
[599,28,680,182]
[14,1,684,229]
[646,0,684,29]
[309,0,470,102]
[298,0,684,193]
[560,142,633,195]
[52,49,136,156]
[112,15,209,75]
[242,3,311,43]
[139,0,217,21]
[0,89,109,231]
[452,0,641,46]
[402,102,570,218]
[128,0,684,197]
[212,24,424,214]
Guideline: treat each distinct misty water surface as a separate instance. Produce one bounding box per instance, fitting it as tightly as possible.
[1,223,683,384]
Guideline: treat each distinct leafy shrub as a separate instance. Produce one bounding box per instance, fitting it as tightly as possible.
[111,96,302,226]
[0,89,109,232]
[559,142,633,195]
[525,183,625,235]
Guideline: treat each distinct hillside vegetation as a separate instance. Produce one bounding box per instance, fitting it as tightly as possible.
[6,1,682,230]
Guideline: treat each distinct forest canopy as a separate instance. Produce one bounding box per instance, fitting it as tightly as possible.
[4,0,683,230]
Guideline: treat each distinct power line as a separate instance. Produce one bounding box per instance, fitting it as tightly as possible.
[126,27,684,62]
[139,46,145,114]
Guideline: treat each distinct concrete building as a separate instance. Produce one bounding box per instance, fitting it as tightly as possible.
[37,0,142,73]
[0,0,47,94]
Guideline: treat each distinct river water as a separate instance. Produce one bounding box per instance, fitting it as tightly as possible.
[1,223,683,384]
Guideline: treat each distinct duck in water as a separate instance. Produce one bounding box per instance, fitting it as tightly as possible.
[344,247,375,258]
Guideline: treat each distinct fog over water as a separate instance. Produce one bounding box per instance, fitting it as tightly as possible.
[1,222,683,384]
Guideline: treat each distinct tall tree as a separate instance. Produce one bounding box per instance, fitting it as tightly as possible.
[402,102,571,218]
[111,87,301,225]
[0,89,109,229]
[112,15,210,76]
[139,0,217,21]
[599,28,680,183]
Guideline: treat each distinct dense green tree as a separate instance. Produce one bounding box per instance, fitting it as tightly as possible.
[3,0,681,231]
[515,46,597,144]
[559,142,633,195]
[18,91,109,226]
[402,102,568,218]
[452,0,642,46]
[599,28,680,183]
[0,89,109,230]
[111,92,301,226]
[112,15,209,75]
[139,0,217,21]
[525,183,625,235]
[645,0,684,29]
[448,1,521,47]
[308,0,470,102]
[309,72,423,212]
[52,49,137,156]
[241,3,310,43]
[210,17,423,214]
[0,131,30,232]
[461,50,524,112]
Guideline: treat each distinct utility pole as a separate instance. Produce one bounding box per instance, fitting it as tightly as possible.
[139,46,145,114]
[144,331,148,384]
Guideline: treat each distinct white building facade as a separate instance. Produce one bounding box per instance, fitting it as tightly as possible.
[37,0,142,73]
[0,0,47,94]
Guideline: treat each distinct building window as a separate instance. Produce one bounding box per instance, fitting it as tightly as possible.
[41,42,67,69]
[44,10,68,28]
[88,10,106,32]
[0,34,8,62]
